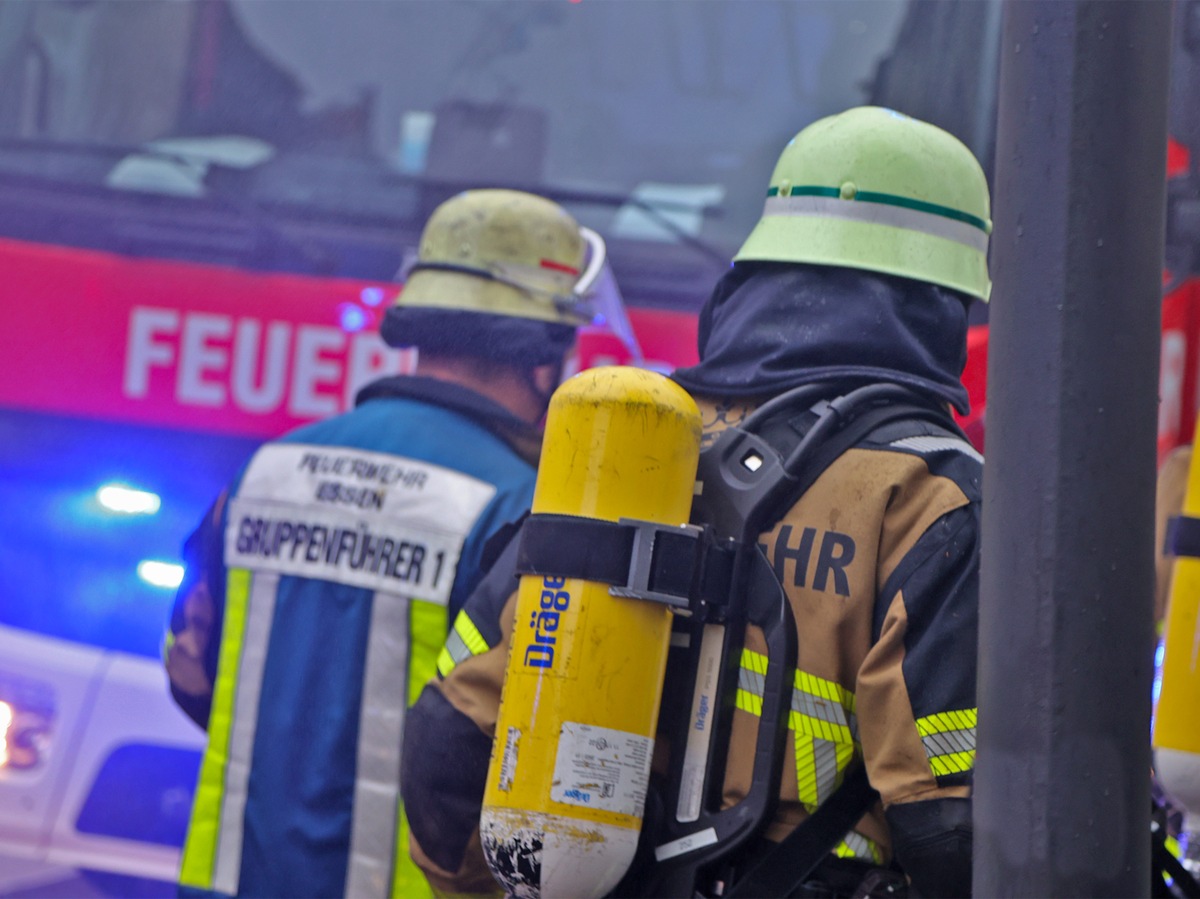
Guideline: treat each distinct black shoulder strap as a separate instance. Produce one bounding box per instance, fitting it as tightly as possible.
[693,382,958,542]
[727,764,877,898]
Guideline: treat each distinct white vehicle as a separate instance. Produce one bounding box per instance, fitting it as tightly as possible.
[0,625,205,895]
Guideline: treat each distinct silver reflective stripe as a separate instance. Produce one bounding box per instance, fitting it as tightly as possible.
[762,194,989,254]
[344,589,410,898]
[792,688,854,732]
[922,726,977,759]
[841,831,876,861]
[213,571,279,896]
[442,628,471,669]
[889,435,984,465]
[811,739,840,805]
[790,682,858,742]
[737,663,765,701]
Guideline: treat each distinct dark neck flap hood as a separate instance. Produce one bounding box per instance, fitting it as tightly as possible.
[672,262,972,415]
[356,374,544,465]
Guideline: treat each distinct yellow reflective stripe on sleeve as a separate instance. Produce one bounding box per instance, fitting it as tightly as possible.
[916,708,977,778]
[929,751,975,776]
[436,610,491,679]
[794,670,873,864]
[179,568,252,890]
[791,669,857,744]
[408,599,447,708]
[735,656,875,861]
[1168,834,1183,860]
[456,612,489,655]
[795,736,858,813]
[916,708,977,737]
[736,649,767,716]
[161,628,175,667]
[835,831,884,865]
[791,669,858,812]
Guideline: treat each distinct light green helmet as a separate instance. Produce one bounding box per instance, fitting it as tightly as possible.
[735,106,993,302]
[397,189,605,325]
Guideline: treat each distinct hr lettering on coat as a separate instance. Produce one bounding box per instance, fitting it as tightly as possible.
[767,524,856,596]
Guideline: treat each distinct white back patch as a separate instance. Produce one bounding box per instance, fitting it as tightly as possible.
[225,443,497,604]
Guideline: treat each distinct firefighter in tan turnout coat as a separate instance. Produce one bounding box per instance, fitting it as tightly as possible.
[400,107,989,898]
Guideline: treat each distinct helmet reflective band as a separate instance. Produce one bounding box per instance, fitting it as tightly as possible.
[397,189,596,324]
[735,107,993,302]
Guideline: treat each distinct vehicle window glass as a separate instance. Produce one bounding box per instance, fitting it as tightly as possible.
[76,742,201,846]
[0,0,1009,657]
[0,0,908,268]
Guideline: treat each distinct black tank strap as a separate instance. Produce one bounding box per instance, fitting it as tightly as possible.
[515,514,734,612]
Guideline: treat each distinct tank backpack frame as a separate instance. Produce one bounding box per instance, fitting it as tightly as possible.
[516,381,966,898]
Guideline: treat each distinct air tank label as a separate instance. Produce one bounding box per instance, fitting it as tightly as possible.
[550,722,653,818]
[497,727,520,792]
[225,443,496,604]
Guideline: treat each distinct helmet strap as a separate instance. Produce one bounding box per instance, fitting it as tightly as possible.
[407,261,584,318]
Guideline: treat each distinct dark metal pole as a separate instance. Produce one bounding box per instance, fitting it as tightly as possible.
[976,2,1171,896]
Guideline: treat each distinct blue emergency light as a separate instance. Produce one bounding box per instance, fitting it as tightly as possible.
[137,561,184,590]
[97,484,162,516]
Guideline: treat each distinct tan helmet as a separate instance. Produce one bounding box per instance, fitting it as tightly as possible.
[396,189,605,325]
[736,107,993,301]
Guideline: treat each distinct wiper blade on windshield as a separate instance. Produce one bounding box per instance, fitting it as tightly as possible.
[385,170,731,269]
[0,136,731,272]
[0,136,336,273]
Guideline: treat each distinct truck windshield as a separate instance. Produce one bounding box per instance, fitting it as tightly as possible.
[0,0,913,285]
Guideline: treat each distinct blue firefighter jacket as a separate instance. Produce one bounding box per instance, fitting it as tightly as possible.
[166,376,539,899]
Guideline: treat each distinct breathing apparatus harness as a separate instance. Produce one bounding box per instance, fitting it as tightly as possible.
[515,380,967,898]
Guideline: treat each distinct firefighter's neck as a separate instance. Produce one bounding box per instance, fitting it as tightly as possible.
[416,353,555,426]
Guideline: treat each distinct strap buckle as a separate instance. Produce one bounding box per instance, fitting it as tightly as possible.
[515,513,734,616]
[609,518,708,613]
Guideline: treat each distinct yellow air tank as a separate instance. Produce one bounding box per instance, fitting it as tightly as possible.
[1155,429,1200,825]
[480,366,701,899]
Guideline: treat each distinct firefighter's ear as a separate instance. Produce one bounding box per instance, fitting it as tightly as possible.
[531,363,560,400]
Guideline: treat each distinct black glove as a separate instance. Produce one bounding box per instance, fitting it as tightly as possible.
[885,798,972,898]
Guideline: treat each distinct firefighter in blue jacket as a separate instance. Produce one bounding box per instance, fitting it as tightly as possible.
[401,108,988,898]
[163,189,607,898]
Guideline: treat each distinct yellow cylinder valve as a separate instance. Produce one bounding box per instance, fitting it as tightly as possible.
[1156,423,1200,823]
[480,366,702,899]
